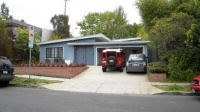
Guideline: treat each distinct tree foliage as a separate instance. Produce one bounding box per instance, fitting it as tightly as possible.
[136,0,170,31]
[77,6,139,39]
[137,25,149,41]
[150,12,195,58]
[14,28,40,62]
[136,0,200,81]
[0,2,13,19]
[185,22,200,48]
[0,17,11,58]
[50,14,70,39]
[136,0,200,32]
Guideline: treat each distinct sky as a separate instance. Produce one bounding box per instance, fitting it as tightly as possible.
[1,0,141,36]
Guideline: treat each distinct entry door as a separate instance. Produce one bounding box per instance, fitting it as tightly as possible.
[85,46,94,65]
[75,46,94,65]
[75,46,85,63]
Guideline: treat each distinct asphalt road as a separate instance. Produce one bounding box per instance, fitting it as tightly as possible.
[0,86,199,112]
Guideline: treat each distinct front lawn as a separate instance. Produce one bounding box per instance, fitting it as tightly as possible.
[154,85,191,92]
[11,77,63,86]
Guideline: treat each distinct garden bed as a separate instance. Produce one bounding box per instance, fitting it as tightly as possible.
[14,66,88,79]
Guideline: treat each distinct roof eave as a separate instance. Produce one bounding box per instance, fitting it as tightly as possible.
[68,41,150,46]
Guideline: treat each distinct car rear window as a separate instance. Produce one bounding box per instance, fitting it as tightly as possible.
[107,52,115,57]
[129,55,144,61]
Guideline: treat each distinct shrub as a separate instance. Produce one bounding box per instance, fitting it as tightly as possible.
[167,57,197,82]
[31,56,36,63]
[54,58,64,63]
[148,62,168,73]
[45,58,51,63]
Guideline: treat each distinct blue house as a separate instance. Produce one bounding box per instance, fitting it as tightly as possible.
[37,34,149,66]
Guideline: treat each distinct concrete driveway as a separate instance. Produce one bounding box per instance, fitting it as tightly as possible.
[42,66,163,95]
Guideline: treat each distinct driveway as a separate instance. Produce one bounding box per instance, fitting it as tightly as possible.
[42,66,163,94]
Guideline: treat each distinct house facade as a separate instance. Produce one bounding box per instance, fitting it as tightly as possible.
[37,34,149,66]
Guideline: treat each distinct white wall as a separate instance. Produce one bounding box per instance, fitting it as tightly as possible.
[42,28,53,41]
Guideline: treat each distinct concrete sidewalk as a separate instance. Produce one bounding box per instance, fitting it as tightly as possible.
[15,66,190,95]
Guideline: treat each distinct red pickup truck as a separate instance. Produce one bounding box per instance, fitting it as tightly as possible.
[190,75,200,94]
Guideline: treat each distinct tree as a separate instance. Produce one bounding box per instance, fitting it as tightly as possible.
[136,0,200,32]
[50,14,70,39]
[15,28,41,63]
[126,23,142,38]
[150,12,194,59]
[137,25,149,41]
[0,17,13,58]
[0,2,13,19]
[185,22,200,48]
[77,6,130,39]
[50,33,61,40]
[136,0,170,31]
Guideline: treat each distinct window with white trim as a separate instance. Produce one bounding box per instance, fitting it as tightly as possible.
[46,47,63,58]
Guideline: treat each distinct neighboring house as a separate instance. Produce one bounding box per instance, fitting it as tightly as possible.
[41,28,53,41]
[37,34,150,66]
[5,19,52,41]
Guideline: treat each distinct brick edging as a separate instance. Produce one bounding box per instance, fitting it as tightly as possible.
[14,67,88,79]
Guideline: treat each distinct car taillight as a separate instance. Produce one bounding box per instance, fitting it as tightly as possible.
[126,62,129,67]
[143,62,146,67]
[102,61,106,64]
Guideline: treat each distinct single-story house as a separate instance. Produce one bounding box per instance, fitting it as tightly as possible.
[37,34,150,66]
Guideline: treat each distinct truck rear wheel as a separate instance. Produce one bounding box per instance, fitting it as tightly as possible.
[119,66,123,72]
[102,67,106,72]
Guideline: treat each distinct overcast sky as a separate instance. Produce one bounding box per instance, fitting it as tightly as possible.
[1,0,141,36]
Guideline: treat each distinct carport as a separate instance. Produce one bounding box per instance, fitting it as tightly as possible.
[68,41,149,66]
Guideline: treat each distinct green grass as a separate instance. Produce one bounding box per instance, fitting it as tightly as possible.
[11,77,63,86]
[154,85,191,92]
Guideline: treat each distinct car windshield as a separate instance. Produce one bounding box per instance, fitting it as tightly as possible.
[129,55,144,61]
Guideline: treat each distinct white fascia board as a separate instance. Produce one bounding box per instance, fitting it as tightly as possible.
[37,34,110,45]
[68,41,150,46]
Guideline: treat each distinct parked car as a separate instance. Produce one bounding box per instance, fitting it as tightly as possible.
[126,54,147,73]
[190,75,200,94]
[0,56,14,86]
[102,48,126,72]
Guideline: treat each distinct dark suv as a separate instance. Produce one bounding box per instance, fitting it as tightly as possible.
[102,49,126,72]
[0,56,14,86]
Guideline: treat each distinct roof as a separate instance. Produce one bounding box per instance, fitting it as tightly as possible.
[37,34,111,45]
[6,19,41,30]
[68,41,150,46]
[112,37,141,41]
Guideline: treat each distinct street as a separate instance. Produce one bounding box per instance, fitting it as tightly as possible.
[0,86,199,112]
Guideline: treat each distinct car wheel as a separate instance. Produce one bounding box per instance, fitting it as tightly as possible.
[0,81,9,87]
[119,66,123,72]
[4,81,9,86]
[126,67,129,73]
[102,67,106,72]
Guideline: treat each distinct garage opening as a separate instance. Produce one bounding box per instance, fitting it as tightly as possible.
[96,47,143,66]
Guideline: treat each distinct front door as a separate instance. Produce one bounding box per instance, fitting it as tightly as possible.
[75,46,94,65]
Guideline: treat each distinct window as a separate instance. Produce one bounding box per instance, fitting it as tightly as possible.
[46,47,63,58]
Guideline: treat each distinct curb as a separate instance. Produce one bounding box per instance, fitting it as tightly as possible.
[9,84,45,89]
[154,92,200,96]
